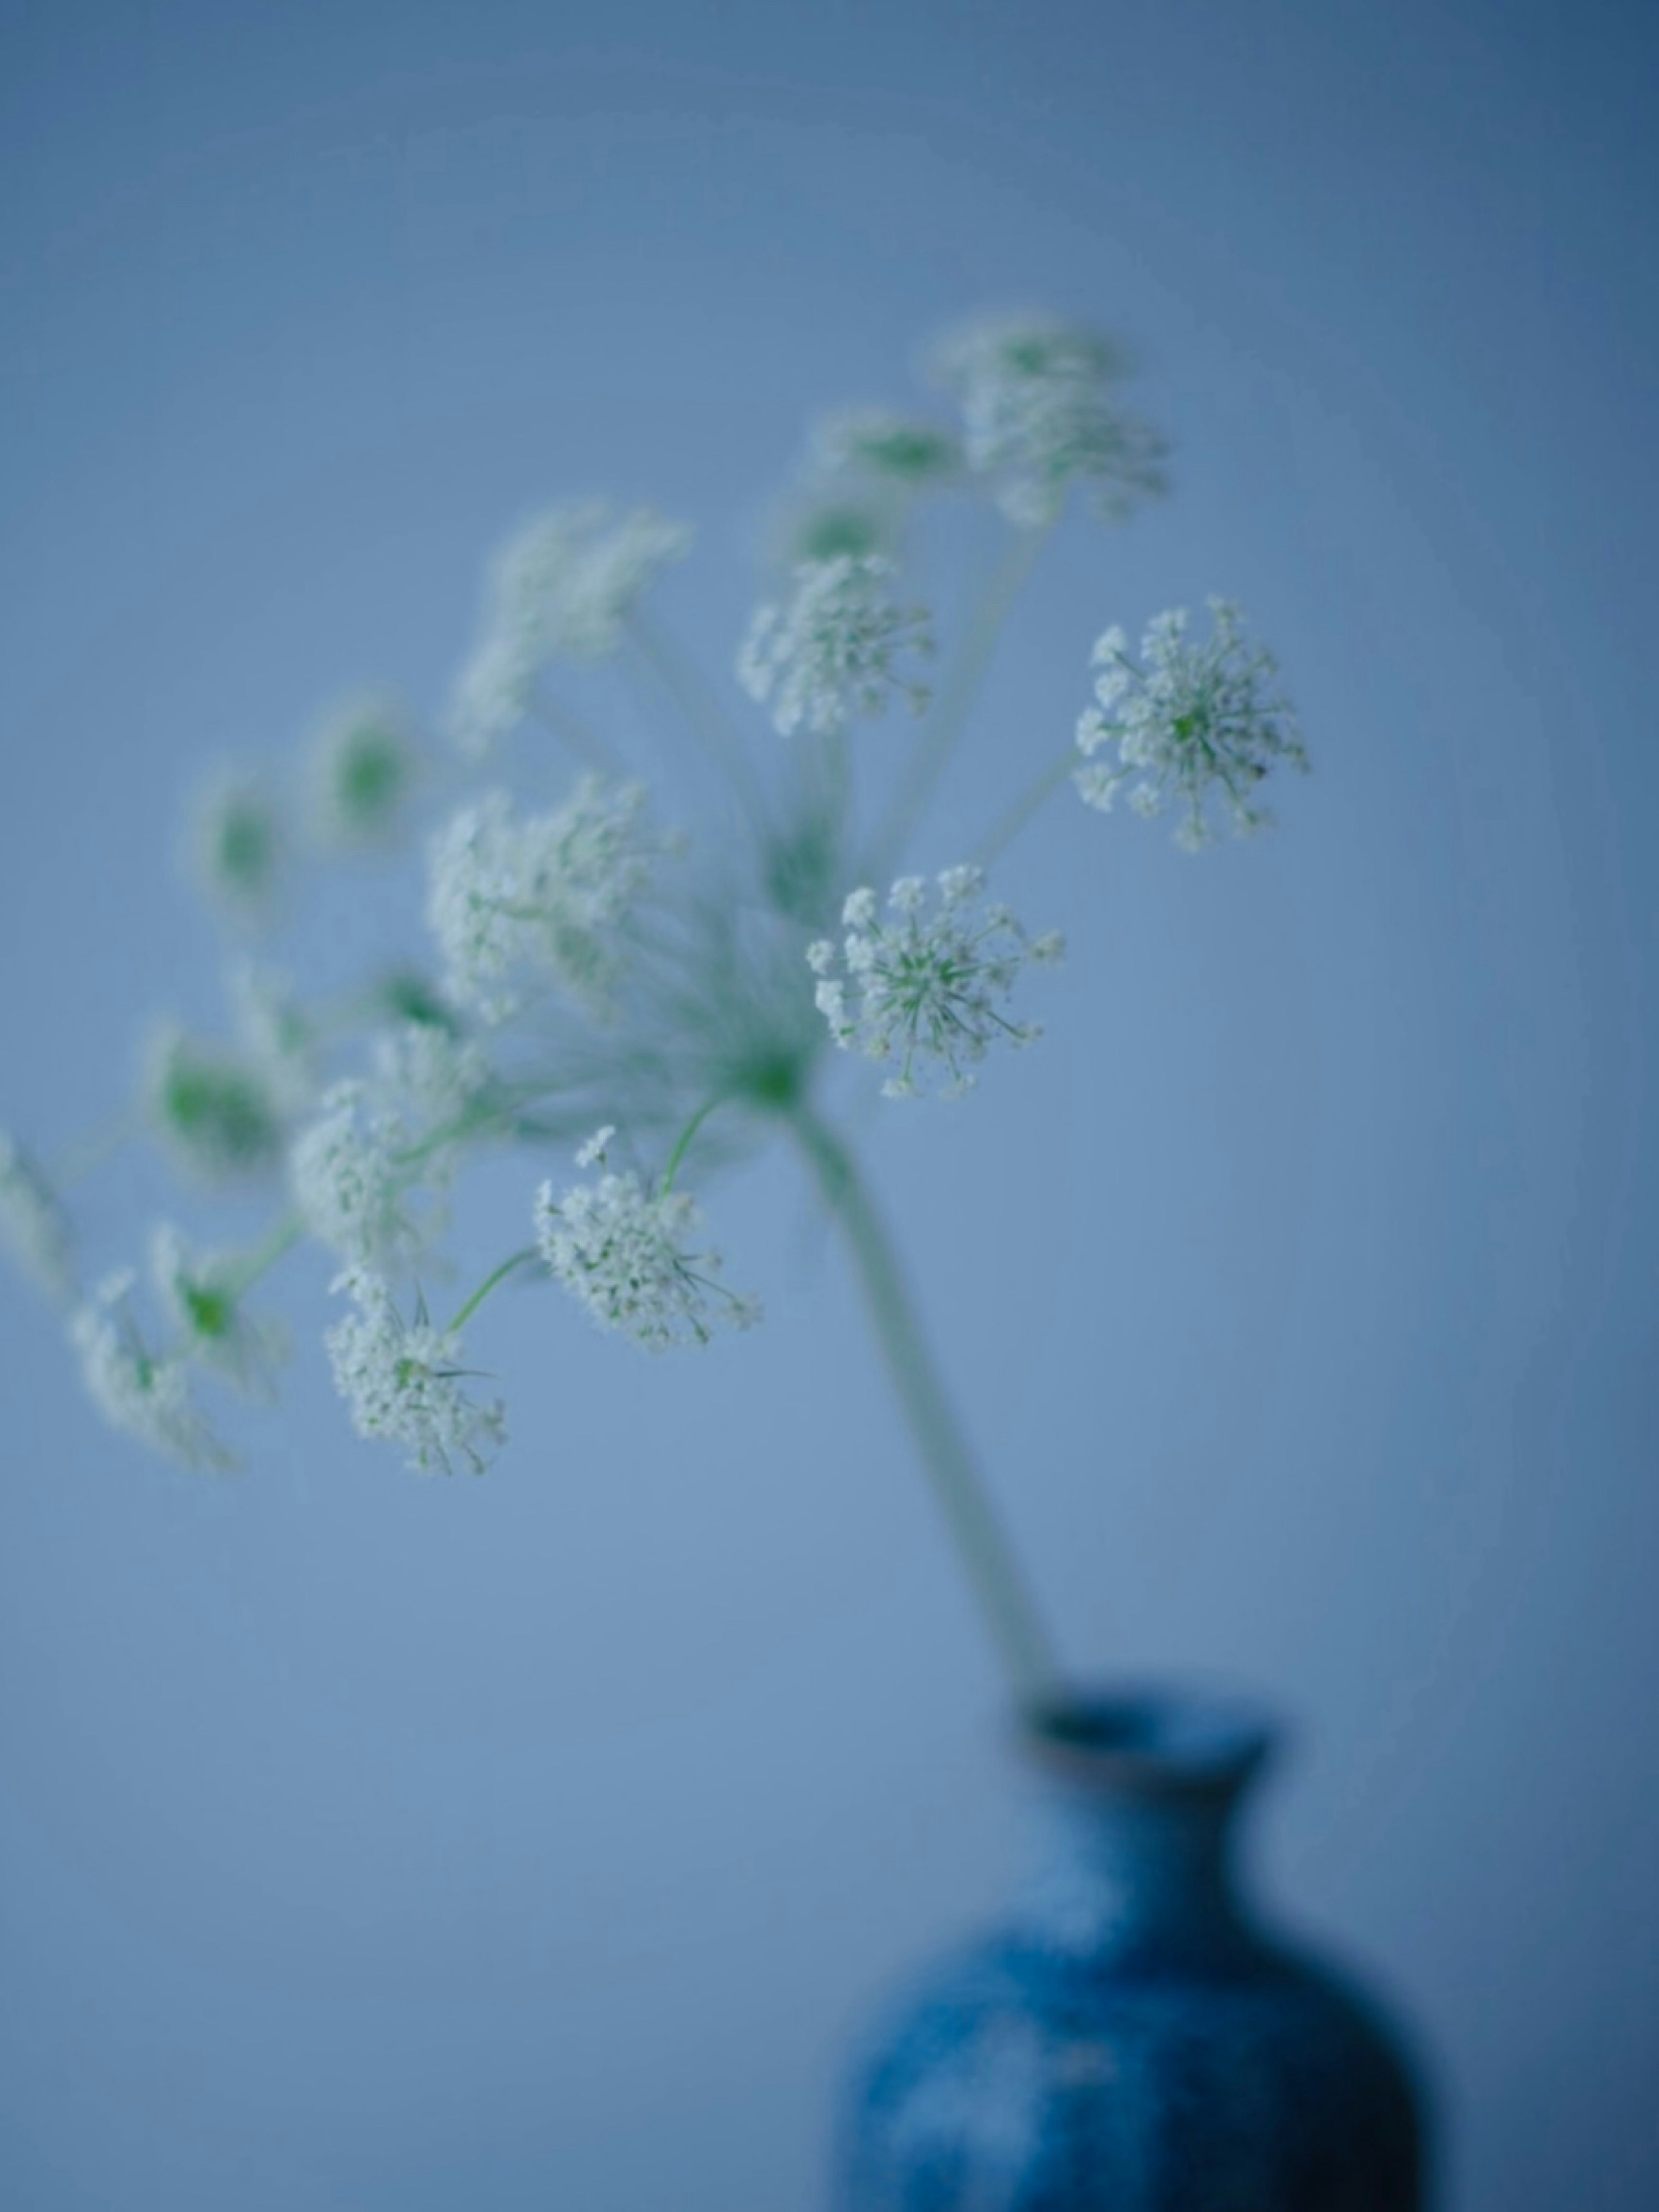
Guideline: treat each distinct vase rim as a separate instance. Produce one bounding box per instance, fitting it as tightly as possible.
[1016,1681,1278,1799]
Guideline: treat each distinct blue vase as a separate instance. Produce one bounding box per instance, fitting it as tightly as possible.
[838,1688,1430,2209]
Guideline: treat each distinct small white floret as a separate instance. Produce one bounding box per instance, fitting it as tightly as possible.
[425,779,656,1020]
[534,1154,760,1352]
[1073,600,1307,847]
[289,1081,416,1269]
[69,1270,236,1473]
[149,1222,289,1398]
[930,311,1167,528]
[307,689,421,846]
[325,1267,505,1476]
[808,866,1061,1099]
[737,556,933,738]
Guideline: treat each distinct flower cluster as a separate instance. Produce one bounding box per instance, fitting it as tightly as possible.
[931,312,1167,528]
[150,1222,288,1398]
[289,1081,417,1270]
[188,764,285,922]
[143,1021,288,1182]
[534,1129,760,1352]
[307,690,421,847]
[1075,600,1307,849]
[69,1270,235,1473]
[808,869,1063,1099]
[0,1130,76,1303]
[448,502,691,756]
[737,556,933,738]
[426,779,657,1021]
[326,1267,505,1476]
[810,408,962,493]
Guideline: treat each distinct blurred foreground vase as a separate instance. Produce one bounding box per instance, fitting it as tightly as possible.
[838,1688,1429,2210]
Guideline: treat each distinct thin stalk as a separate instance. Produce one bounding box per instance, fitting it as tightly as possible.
[974,745,1079,868]
[447,1246,540,1334]
[661,1096,725,1194]
[871,520,1053,880]
[627,608,769,833]
[223,1211,305,1299]
[527,692,630,782]
[787,1099,1058,1710]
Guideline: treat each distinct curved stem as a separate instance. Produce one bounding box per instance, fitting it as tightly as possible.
[661,1095,725,1194]
[871,520,1054,881]
[223,1211,305,1299]
[447,1246,540,1334]
[787,1099,1058,1710]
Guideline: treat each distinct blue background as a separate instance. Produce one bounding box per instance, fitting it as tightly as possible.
[1,3,1654,2206]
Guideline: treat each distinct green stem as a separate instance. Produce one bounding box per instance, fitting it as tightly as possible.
[871,520,1054,880]
[627,608,770,833]
[661,1096,725,1194]
[974,745,1080,868]
[223,1211,305,1299]
[787,1099,1058,1710]
[527,693,630,782]
[447,1246,540,1334]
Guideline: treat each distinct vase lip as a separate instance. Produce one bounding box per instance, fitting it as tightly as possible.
[1015,1679,1279,1800]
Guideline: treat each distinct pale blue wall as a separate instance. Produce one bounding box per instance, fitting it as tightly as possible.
[1,5,1654,2207]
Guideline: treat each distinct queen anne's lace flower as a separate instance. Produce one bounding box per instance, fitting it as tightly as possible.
[372,1019,488,1125]
[150,1222,288,1397]
[69,1269,235,1472]
[307,689,420,846]
[228,963,318,1118]
[810,408,962,491]
[534,1133,761,1352]
[426,779,655,1020]
[931,312,1167,528]
[737,556,933,738]
[0,1129,76,1302]
[144,1022,287,1182]
[445,503,692,757]
[1074,600,1307,850]
[188,764,285,921]
[807,868,1063,1099]
[289,1081,416,1269]
[325,1266,505,1475]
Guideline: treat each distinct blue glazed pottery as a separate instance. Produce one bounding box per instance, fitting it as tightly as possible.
[838,1688,1430,2210]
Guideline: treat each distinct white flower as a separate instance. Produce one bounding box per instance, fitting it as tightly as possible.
[810,408,962,491]
[930,311,1167,528]
[69,1269,235,1473]
[446,628,538,760]
[534,1135,761,1352]
[325,1266,505,1476]
[445,502,693,757]
[737,556,933,738]
[371,1020,488,1125]
[187,763,285,921]
[426,779,655,1020]
[227,963,318,1117]
[489,501,693,664]
[1074,600,1307,849]
[808,866,1063,1099]
[143,1021,287,1182]
[0,1129,76,1302]
[289,1081,415,1269]
[307,689,420,846]
[149,1221,288,1397]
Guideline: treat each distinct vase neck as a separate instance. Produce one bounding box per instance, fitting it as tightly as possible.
[1008,1688,1274,1965]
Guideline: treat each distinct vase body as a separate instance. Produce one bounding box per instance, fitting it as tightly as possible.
[837,1689,1429,2211]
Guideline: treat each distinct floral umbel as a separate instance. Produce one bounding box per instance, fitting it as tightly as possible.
[738,556,934,738]
[534,1128,761,1352]
[809,870,1062,1100]
[5,309,1310,1703]
[1075,598,1309,849]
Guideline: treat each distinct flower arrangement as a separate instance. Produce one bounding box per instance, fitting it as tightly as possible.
[0,311,1306,1711]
